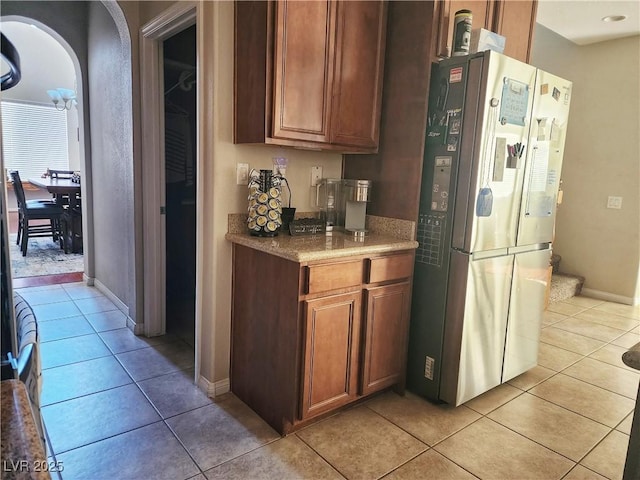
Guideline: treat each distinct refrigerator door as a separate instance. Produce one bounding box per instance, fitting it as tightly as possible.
[452,52,537,254]
[440,249,513,406]
[517,70,572,246]
[502,245,551,382]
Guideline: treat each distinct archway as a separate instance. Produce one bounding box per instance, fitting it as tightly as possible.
[1,16,89,279]
[1,1,138,329]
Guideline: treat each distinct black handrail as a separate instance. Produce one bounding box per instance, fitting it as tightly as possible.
[1,33,21,91]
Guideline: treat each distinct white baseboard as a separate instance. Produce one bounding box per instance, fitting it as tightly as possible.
[93,279,128,314]
[128,317,143,335]
[93,278,139,332]
[580,288,635,306]
[83,273,94,286]
[198,375,230,398]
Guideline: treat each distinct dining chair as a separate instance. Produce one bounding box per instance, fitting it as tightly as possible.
[9,171,65,256]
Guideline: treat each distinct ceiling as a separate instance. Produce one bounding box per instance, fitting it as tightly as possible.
[536,0,640,45]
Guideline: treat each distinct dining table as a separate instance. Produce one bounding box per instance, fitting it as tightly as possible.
[28,176,83,253]
[28,176,81,209]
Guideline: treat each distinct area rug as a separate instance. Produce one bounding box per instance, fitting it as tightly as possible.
[8,234,83,279]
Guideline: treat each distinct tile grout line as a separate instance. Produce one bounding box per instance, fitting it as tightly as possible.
[360,401,486,477]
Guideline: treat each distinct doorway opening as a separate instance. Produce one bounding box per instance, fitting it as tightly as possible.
[1,19,86,287]
[163,25,197,348]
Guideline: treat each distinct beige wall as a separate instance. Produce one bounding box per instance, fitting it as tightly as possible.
[532,26,640,304]
[131,1,343,385]
[87,1,138,318]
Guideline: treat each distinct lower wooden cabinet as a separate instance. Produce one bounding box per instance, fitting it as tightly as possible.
[230,244,415,434]
[361,281,411,396]
[301,292,361,419]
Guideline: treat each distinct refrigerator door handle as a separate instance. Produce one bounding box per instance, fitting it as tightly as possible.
[508,243,550,255]
[470,248,509,260]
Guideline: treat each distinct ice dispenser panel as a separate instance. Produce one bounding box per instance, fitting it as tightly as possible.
[431,156,452,212]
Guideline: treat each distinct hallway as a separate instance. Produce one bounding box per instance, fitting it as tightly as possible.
[19,281,638,479]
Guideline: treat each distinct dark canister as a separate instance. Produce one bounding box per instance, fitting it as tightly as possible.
[452,9,472,56]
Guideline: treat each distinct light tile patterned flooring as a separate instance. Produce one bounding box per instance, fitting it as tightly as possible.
[19,282,639,480]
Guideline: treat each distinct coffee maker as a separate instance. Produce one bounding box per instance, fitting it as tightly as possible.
[342,179,372,238]
[316,178,372,236]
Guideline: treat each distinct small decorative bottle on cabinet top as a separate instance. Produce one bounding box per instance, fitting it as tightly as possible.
[452,9,473,56]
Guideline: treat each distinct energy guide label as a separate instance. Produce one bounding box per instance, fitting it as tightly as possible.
[416,213,446,267]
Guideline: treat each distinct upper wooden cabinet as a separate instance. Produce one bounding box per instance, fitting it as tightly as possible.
[492,0,538,64]
[272,0,335,144]
[235,1,388,153]
[330,1,387,148]
[433,0,537,63]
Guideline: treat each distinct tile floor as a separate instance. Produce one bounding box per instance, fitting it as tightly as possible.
[18,282,639,480]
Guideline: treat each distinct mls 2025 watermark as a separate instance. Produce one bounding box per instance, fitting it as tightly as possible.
[3,459,64,473]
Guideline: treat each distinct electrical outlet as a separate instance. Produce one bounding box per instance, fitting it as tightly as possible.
[310,166,323,186]
[424,356,434,380]
[607,196,623,209]
[236,163,249,185]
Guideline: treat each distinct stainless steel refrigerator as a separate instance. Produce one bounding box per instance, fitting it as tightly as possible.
[407,51,572,406]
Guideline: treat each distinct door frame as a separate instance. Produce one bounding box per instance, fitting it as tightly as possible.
[140,3,198,336]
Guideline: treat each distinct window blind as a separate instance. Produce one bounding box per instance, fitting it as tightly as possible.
[1,101,69,181]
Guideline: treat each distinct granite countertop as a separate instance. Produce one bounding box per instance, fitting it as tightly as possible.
[226,230,418,262]
[622,341,640,371]
[226,213,419,262]
[1,380,49,480]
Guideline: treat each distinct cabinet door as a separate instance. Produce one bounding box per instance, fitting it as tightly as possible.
[331,1,387,148]
[435,0,495,58]
[301,291,361,419]
[492,0,538,63]
[272,0,336,143]
[361,282,411,395]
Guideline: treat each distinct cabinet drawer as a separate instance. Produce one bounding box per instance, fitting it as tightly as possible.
[305,260,362,294]
[367,252,414,284]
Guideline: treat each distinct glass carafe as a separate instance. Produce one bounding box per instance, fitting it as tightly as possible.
[315,178,342,232]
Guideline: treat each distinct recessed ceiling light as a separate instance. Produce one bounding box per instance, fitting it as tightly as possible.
[602,15,627,22]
